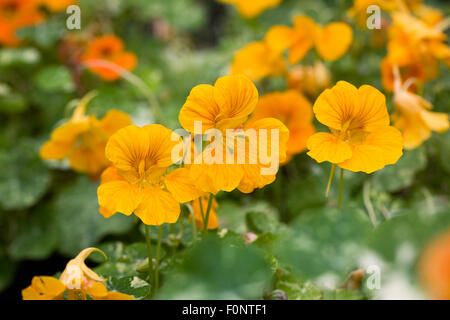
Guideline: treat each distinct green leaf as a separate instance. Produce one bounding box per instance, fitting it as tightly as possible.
[372,148,427,192]
[16,16,67,48]
[52,176,134,256]
[0,139,51,210]
[246,210,283,234]
[275,273,322,300]
[0,47,40,66]
[0,253,16,291]
[33,65,75,93]
[274,206,373,279]
[105,276,151,300]
[157,237,271,299]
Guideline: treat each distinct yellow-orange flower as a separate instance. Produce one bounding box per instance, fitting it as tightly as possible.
[40,0,76,11]
[231,40,285,81]
[266,15,353,64]
[97,124,202,225]
[178,75,289,194]
[287,61,331,97]
[307,81,403,173]
[391,67,449,149]
[0,0,44,46]
[218,0,282,18]
[248,90,315,162]
[40,94,132,178]
[382,12,450,91]
[22,248,134,300]
[190,195,219,230]
[82,35,137,81]
[419,230,450,300]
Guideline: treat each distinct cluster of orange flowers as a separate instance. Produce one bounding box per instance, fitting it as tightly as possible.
[351,0,450,148]
[22,248,134,300]
[0,0,76,46]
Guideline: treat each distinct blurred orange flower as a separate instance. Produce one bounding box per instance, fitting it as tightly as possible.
[218,0,282,18]
[287,61,331,97]
[22,248,134,300]
[307,81,403,173]
[231,41,285,81]
[178,75,289,194]
[40,93,132,178]
[0,0,44,46]
[392,67,449,149]
[82,35,138,81]
[419,230,450,300]
[190,195,219,230]
[266,15,353,64]
[97,125,201,225]
[248,90,315,162]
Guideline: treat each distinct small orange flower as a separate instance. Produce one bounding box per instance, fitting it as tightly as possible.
[419,230,450,300]
[190,195,219,230]
[287,61,331,97]
[0,0,44,46]
[248,90,315,162]
[82,35,138,81]
[178,75,289,194]
[231,40,285,81]
[39,0,76,12]
[22,248,134,300]
[218,0,282,18]
[307,81,403,173]
[266,15,353,64]
[40,93,132,178]
[391,67,449,149]
[97,124,202,225]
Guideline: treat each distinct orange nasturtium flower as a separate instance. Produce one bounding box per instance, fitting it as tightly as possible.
[40,0,76,12]
[218,0,282,19]
[81,35,138,81]
[97,124,202,225]
[40,94,132,178]
[248,90,315,162]
[307,81,403,173]
[391,67,449,149]
[0,0,44,46]
[178,75,289,194]
[190,195,219,230]
[22,248,134,300]
[419,230,450,300]
[266,15,353,64]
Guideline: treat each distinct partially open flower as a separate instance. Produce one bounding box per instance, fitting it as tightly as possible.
[287,62,331,97]
[40,93,132,178]
[392,67,449,149]
[22,248,134,300]
[190,195,219,230]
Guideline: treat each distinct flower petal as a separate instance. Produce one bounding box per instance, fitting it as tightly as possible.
[98,110,132,136]
[306,132,352,164]
[164,168,203,203]
[97,181,141,216]
[315,22,353,61]
[134,187,180,225]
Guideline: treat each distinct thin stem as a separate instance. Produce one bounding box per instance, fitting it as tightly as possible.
[154,225,163,295]
[363,181,377,226]
[203,194,214,233]
[337,168,344,207]
[338,168,344,208]
[326,164,336,198]
[144,225,153,284]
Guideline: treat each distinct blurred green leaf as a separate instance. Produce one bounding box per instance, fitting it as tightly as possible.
[105,276,151,300]
[33,65,75,93]
[0,140,50,210]
[157,237,271,299]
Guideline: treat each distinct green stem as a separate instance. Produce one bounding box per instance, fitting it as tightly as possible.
[190,204,198,241]
[154,225,163,295]
[326,164,336,198]
[338,168,344,208]
[144,225,153,284]
[203,194,214,234]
